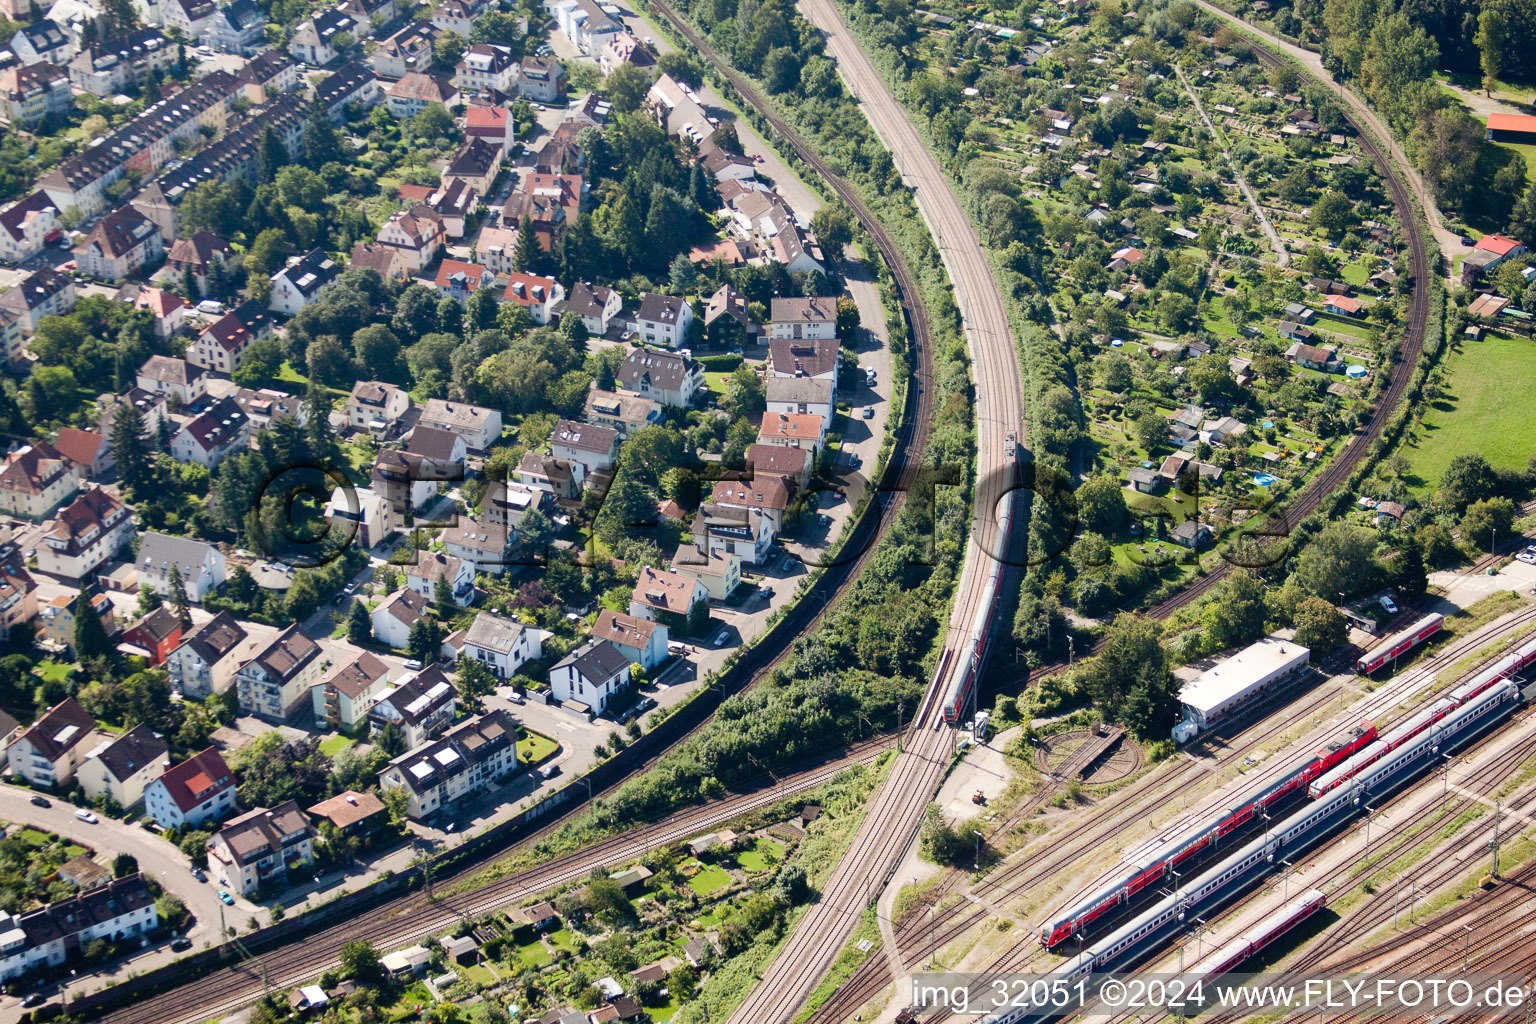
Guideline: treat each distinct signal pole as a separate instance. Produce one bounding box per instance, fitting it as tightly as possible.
[1490,800,1503,878]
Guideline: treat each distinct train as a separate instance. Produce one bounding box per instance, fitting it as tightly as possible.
[989,679,1522,1024]
[1038,723,1374,947]
[1186,887,1326,979]
[1357,612,1444,674]
[1311,636,1536,797]
[942,432,1018,724]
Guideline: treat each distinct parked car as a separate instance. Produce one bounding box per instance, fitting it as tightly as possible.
[1519,545,1536,565]
[1379,594,1399,614]
[507,691,524,705]
[862,406,874,419]
[74,809,97,824]
[218,889,234,905]
[711,627,730,647]
[29,795,49,808]
[19,993,42,1007]
[170,937,192,951]
[191,867,206,882]
[538,762,560,779]
[343,582,358,595]
[403,659,423,670]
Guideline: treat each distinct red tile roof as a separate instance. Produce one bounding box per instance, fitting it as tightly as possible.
[157,746,233,813]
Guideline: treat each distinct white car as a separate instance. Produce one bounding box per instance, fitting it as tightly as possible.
[1379,595,1399,615]
[75,810,97,824]
[1518,545,1536,565]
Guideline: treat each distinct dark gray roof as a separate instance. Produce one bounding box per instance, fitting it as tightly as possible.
[554,638,628,684]
[88,723,167,783]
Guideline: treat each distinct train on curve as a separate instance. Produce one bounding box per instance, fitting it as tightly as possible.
[988,679,1522,1024]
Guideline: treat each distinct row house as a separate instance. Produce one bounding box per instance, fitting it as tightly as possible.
[186,299,274,374]
[0,191,61,264]
[384,71,459,119]
[73,205,163,282]
[0,62,71,127]
[135,531,225,602]
[37,70,238,216]
[78,723,167,808]
[368,666,457,749]
[167,610,249,697]
[270,248,341,317]
[144,746,236,828]
[460,612,541,678]
[314,60,380,123]
[290,8,358,65]
[371,20,437,80]
[207,802,314,896]
[378,708,519,819]
[169,395,250,469]
[0,441,80,518]
[134,92,308,239]
[5,697,96,788]
[312,651,393,730]
[0,876,157,982]
[236,623,323,721]
[36,487,133,579]
[66,28,174,97]
[0,267,75,335]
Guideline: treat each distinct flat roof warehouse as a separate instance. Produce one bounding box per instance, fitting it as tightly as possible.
[1173,637,1311,741]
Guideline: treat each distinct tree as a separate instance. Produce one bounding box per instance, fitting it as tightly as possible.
[1438,453,1498,513]
[1075,475,1129,536]
[112,852,138,878]
[110,397,152,495]
[836,296,860,340]
[1394,532,1429,595]
[809,204,855,261]
[434,32,465,70]
[407,616,444,664]
[720,364,765,418]
[1308,189,1354,238]
[73,584,114,661]
[686,597,709,637]
[257,123,288,182]
[347,598,371,644]
[1293,596,1347,654]
[1460,496,1517,552]
[1133,410,1166,452]
[1101,352,1133,392]
[1082,613,1171,728]
[470,11,522,44]
[303,100,342,170]
[339,940,383,984]
[604,63,652,113]
[167,564,191,628]
[1292,522,1379,600]
[1200,570,1267,650]
[669,253,699,294]
[1476,3,1507,96]
[513,215,538,273]
[434,575,457,620]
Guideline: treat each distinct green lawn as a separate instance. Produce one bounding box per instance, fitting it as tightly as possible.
[33,661,73,685]
[464,964,498,985]
[735,838,785,872]
[545,927,577,951]
[703,371,731,396]
[1402,332,1536,493]
[319,735,353,757]
[516,729,559,764]
[514,940,551,967]
[687,863,733,896]
[1340,260,1371,286]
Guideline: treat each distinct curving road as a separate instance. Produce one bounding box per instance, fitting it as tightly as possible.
[1192,0,1466,270]
[717,1,1029,1022]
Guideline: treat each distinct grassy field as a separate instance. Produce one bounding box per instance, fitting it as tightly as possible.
[319,735,353,757]
[1402,332,1536,493]
[687,863,733,896]
[735,838,784,872]
[33,661,73,685]
[516,729,559,764]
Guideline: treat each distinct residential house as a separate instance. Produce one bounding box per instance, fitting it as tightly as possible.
[758,411,824,453]
[169,396,250,469]
[371,20,436,80]
[515,451,583,500]
[618,348,702,408]
[549,638,630,716]
[204,0,265,53]
[533,119,585,174]
[144,746,235,828]
[206,801,314,895]
[415,179,477,238]
[408,425,467,477]
[744,443,811,490]
[77,723,167,807]
[1200,416,1248,445]
[0,268,75,335]
[1172,520,1213,549]
[461,612,541,677]
[269,249,341,316]
[131,286,187,339]
[0,62,71,126]
[324,485,395,549]
[419,398,502,452]
[765,377,833,433]
[553,0,620,53]
[769,297,837,341]
[553,281,621,335]
[289,9,358,65]
[1286,342,1342,372]
[348,381,412,437]
[374,205,446,274]
[378,708,519,819]
[186,300,274,374]
[0,192,60,264]
[590,608,667,670]
[371,587,428,649]
[9,21,72,66]
[710,471,794,533]
[698,138,754,183]
[455,44,518,98]
[135,532,225,603]
[312,651,393,730]
[0,875,157,981]
[313,59,380,122]
[549,419,618,476]
[167,611,247,697]
[165,231,233,295]
[368,665,457,747]
[704,285,755,347]
[0,442,80,518]
[435,259,494,303]
[431,0,482,36]
[36,487,132,578]
[598,32,653,75]
[472,225,518,275]
[120,605,183,665]
[370,450,437,515]
[405,550,475,607]
[692,503,772,565]
[349,241,409,284]
[231,386,306,429]
[0,564,36,645]
[763,206,823,275]
[671,546,740,601]
[509,172,582,252]
[769,337,837,382]
[235,623,323,721]
[628,565,708,623]
[37,589,115,656]
[6,697,96,788]
[233,48,298,102]
[502,272,564,324]
[442,136,502,195]
[584,389,659,438]
[307,790,386,834]
[442,518,512,573]
[164,0,216,39]
[136,355,206,405]
[385,71,459,118]
[633,292,692,349]
[516,54,564,102]
[646,73,712,143]
[1324,294,1364,316]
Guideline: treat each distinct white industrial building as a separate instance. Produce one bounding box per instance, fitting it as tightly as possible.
[1172,636,1310,743]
